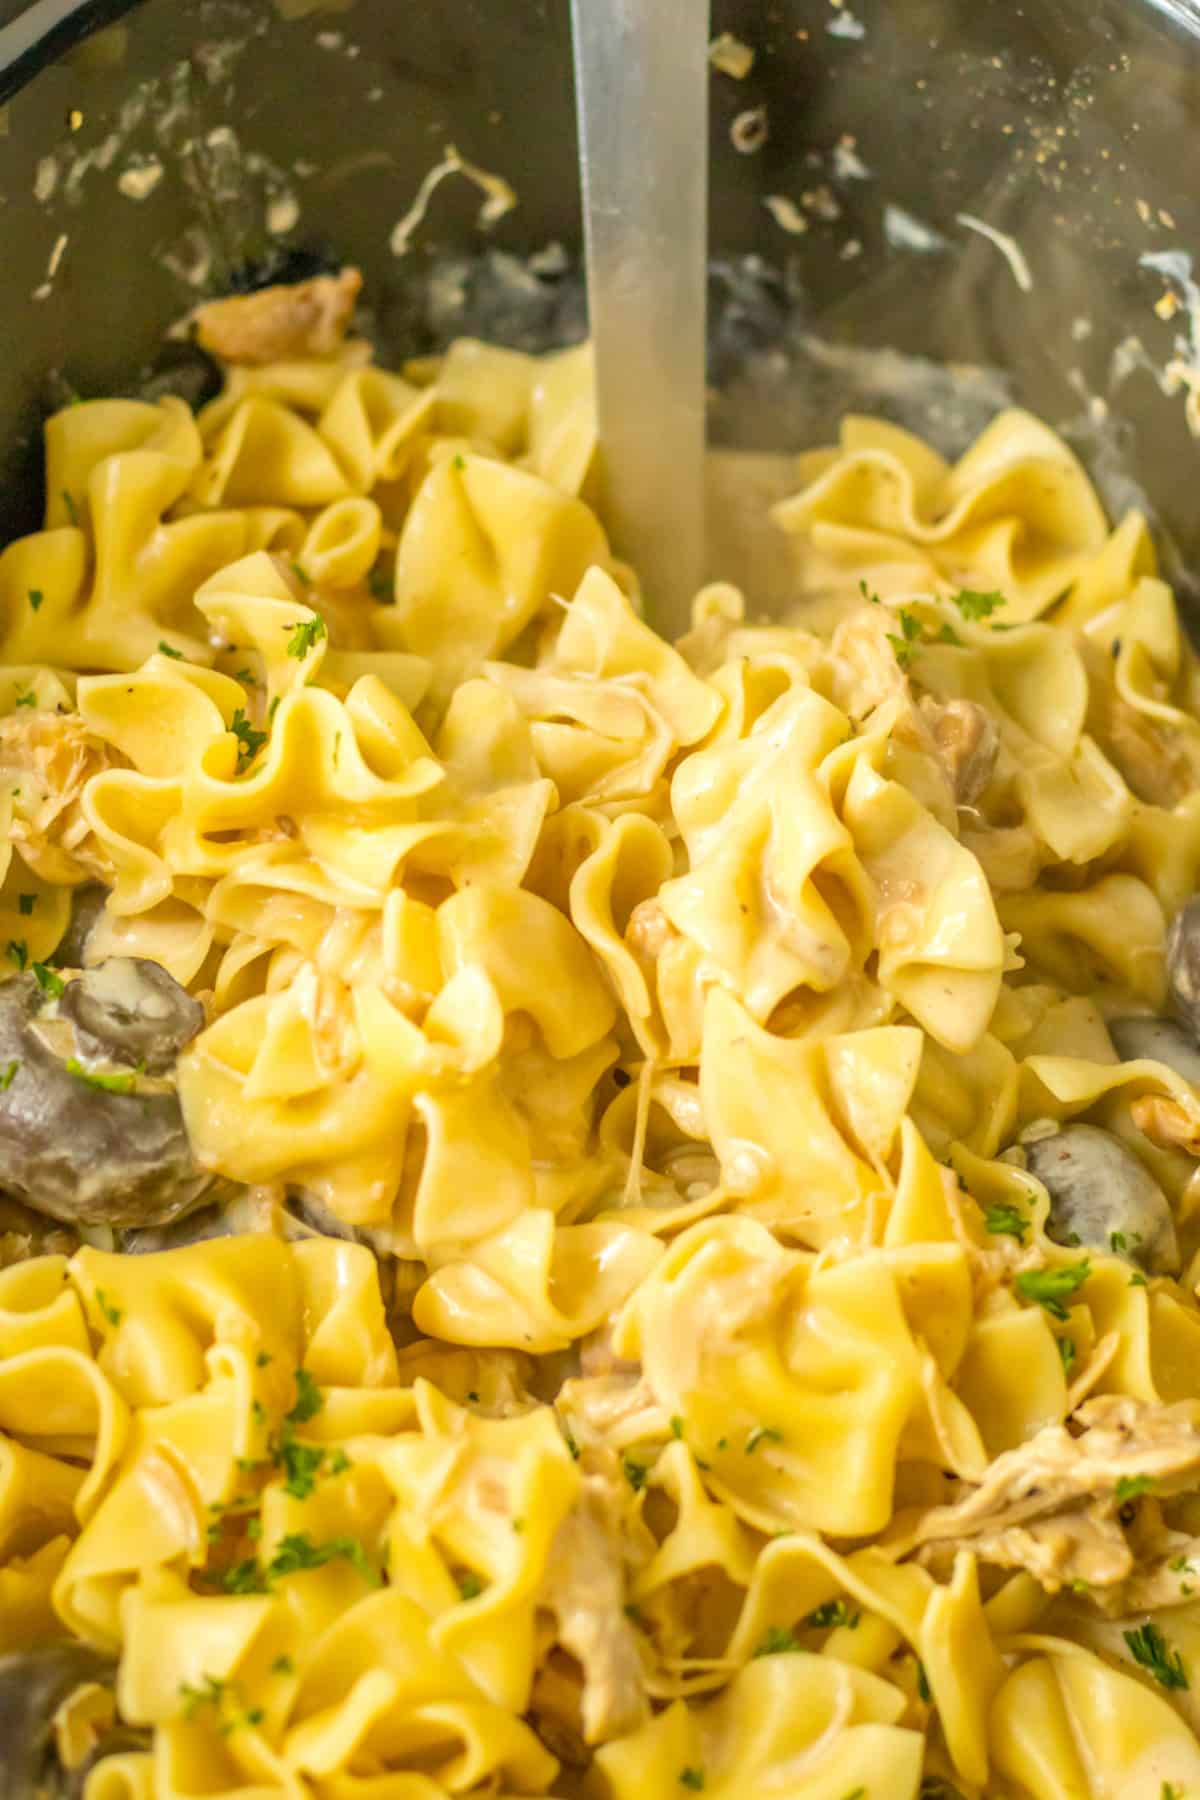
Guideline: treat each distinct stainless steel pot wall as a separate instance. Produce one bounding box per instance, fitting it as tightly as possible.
[0,0,1199,591]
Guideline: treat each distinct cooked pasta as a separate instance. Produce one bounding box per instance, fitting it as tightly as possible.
[3,272,1200,1798]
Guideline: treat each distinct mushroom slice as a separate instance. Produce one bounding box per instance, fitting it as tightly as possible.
[59,958,204,1075]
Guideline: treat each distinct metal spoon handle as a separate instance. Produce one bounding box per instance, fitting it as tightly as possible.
[571,0,709,639]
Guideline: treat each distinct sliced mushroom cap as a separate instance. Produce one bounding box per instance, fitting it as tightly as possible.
[1025,1123,1179,1275]
[1108,1016,1200,1086]
[59,958,204,1075]
[0,1643,114,1800]
[1167,897,1200,1042]
[0,968,214,1228]
[48,885,108,971]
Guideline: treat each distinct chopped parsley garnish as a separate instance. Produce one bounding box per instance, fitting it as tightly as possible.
[1124,1620,1188,1689]
[230,709,268,771]
[1131,1273,1149,1288]
[220,1558,266,1595]
[94,1289,122,1327]
[287,1367,323,1424]
[563,1430,581,1461]
[458,1571,484,1600]
[859,579,881,605]
[28,589,43,611]
[17,894,35,915]
[31,961,64,999]
[179,1674,226,1718]
[1162,1784,1183,1800]
[286,614,326,659]
[1058,1336,1077,1376]
[5,940,27,969]
[289,560,311,587]
[157,640,184,659]
[805,1599,860,1630]
[271,1654,294,1675]
[984,1203,1028,1243]
[745,1425,783,1455]
[670,1415,685,1439]
[887,607,923,669]
[679,1772,705,1792]
[753,1625,801,1656]
[452,453,467,471]
[256,1350,272,1368]
[1110,1230,1127,1253]
[328,1448,351,1475]
[368,563,394,603]
[223,1533,379,1594]
[279,1439,326,1500]
[0,1061,18,1090]
[13,691,35,707]
[234,668,258,687]
[1015,1259,1091,1321]
[1115,1475,1155,1501]
[915,1658,932,1703]
[948,586,1006,621]
[623,1456,648,1491]
[65,1058,135,1094]
[935,621,961,644]
[61,489,79,527]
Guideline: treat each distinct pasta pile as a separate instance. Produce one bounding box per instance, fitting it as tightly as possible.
[4,287,1200,1797]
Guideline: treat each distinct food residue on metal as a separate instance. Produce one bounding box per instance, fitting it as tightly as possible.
[883,204,948,254]
[730,107,769,155]
[708,32,755,79]
[762,195,808,236]
[117,157,165,201]
[956,211,1033,293]
[389,146,517,258]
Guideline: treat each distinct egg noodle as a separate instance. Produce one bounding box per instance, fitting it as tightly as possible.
[3,284,1200,1797]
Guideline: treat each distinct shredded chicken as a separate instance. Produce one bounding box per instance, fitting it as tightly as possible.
[828,605,910,721]
[909,1395,1200,1593]
[537,1476,649,1745]
[919,695,999,806]
[0,712,117,883]
[191,267,362,365]
[1130,1094,1200,1157]
[557,1373,666,1452]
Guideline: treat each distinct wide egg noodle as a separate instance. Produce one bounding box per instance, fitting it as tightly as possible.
[5,308,1200,1795]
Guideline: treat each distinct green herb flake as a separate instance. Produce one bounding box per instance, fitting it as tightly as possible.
[13,690,35,708]
[745,1425,783,1455]
[62,489,79,527]
[936,621,961,644]
[1131,1273,1149,1288]
[179,1674,226,1719]
[623,1457,648,1492]
[230,708,268,772]
[887,607,924,670]
[670,1415,685,1439]
[220,1558,268,1595]
[289,560,311,587]
[1058,1335,1077,1377]
[267,1531,379,1586]
[7,940,27,969]
[0,1060,18,1091]
[458,1571,483,1600]
[255,1350,273,1367]
[805,1598,860,1631]
[65,1057,135,1094]
[17,894,35,915]
[859,579,881,606]
[1015,1259,1092,1321]
[915,1658,932,1703]
[753,1624,801,1657]
[679,1771,705,1792]
[287,1368,323,1425]
[1109,1230,1127,1253]
[984,1202,1028,1243]
[31,961,64,999]
[279,1439,325,1500]
[1115,1475,1156,1502]
[328,1448,351,1476]
[247,1518,261,1541]
[94,1288,122,1327]
[157,640,184,659]
[286,614,327,659]
[1171,1556,1192,1573]
[452,453,467,472]
[368,564,394,604]
[1125,1621,1188,1689]
[27,589,43,612]
[563,1430,581,1462]
[1162,1784,1183,1800]
[271,1654,294,1675]
[949,587,1006,621]
[234,668,258,687]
